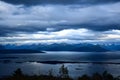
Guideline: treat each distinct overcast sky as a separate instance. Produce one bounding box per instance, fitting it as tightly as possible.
[0,0,120,45]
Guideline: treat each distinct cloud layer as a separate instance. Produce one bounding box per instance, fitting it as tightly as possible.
[0,28,120,44]
[0,0,120,44]
[0,1,120,34]
[1,0,120,5]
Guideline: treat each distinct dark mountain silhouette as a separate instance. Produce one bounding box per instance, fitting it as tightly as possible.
[0,43,109,52]
[0,45,5,50]
[70,45,108,52]
[38,43,108,52]
[102,44,120,51]
[0,49,45,54]
[1,42,120,52]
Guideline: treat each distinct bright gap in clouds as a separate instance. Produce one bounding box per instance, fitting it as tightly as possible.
[0,28,120,45]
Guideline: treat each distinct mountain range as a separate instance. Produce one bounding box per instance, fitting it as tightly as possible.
[0,43,120,53]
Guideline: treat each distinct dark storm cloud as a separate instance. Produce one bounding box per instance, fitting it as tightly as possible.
[0,0,120,38]
[1,0,120,5]
[59,24,120,31]
[0,25,47,37]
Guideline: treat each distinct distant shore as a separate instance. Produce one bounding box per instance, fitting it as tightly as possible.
[0,49,45,54]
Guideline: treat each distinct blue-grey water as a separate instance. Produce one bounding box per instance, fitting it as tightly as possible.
[0,51,120,79]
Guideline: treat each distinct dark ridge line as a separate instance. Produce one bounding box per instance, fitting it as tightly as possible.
[36,61,120,64]
[0,57,19,59]
[0,49,45,54]
[0,60,120,64]
[16,61,120,64]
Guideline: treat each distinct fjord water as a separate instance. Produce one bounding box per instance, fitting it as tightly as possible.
[0,51,120,78]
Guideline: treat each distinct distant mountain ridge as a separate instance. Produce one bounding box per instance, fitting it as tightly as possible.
[2,43,120,52]
[37,43,108,52]
[0,49,45,54]
[0,43,120,52]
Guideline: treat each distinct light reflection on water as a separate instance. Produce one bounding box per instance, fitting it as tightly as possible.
[0,51,120,78]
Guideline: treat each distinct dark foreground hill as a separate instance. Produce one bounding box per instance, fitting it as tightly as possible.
[1,66,120,80]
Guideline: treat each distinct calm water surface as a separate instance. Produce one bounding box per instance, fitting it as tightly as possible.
[0,51,120,79]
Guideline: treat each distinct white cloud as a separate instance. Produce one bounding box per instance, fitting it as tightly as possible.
[0,28,120,44]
